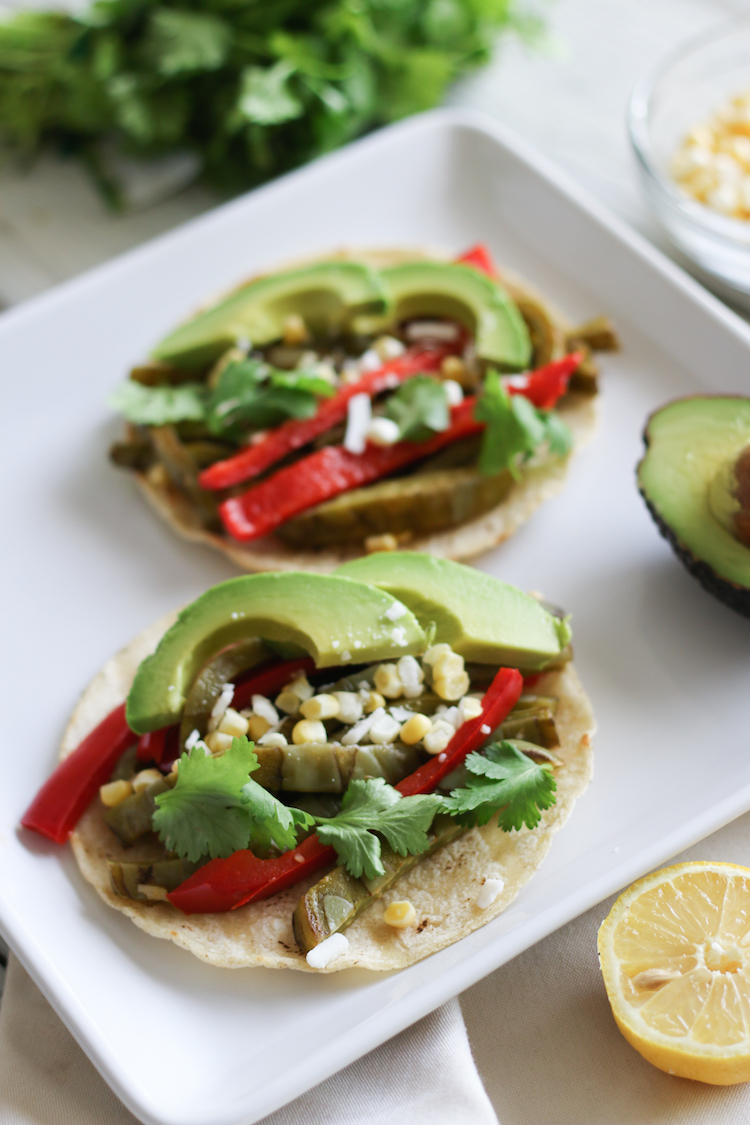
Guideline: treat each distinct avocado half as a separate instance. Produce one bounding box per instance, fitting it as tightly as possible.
[637,395,750,617]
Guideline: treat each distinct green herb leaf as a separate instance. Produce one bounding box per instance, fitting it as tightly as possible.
[474,373,571,479]
[384,374,449,441]
[235,61,304,127]
[441,740,556,832]
[152,736,311,861]
[313,778,442,880]
[145,10,230,78]
[540,409,574,457]
[108,380,207,425]
[205,357,332,435]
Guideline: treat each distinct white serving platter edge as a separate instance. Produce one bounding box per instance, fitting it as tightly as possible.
[1,108,750,1125]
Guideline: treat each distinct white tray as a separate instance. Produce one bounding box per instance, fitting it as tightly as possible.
[2,108,750,1125]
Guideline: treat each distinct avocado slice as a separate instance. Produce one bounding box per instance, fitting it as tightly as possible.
[126,573,426,733]
[638,395,750,617]
[152,262,389,370]
[335,553,570,670]
[381,261,531,370]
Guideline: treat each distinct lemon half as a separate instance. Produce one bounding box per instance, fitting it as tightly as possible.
[598,861,750,1085]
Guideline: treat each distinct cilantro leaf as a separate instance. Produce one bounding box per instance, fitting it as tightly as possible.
[441,740,556,832]
[384,375,449,441]
[473,372,544,479]
[540,409,574,457]
[312,778,442,880]
[108,380,208,426]
[152,737,311,861]
[144,10,230,78]
[206,358,333,435]
[235,61,304,127]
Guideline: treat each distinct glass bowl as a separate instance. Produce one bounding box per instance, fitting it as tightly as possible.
[629,20,750,300]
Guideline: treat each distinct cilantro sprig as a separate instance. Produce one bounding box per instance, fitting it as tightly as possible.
[384,375,450,442]
[473,372,573,478]
[109,357,334,433]
[152,737,310,862]
[440,740,557,831]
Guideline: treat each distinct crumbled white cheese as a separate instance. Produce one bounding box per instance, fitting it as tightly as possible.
[344,393,372,454]
[384,600,407,621]
[367,417,400,446]
[397,655,424,698]
[405,320,460,342]
[476,878,505,909]
[306,932,350,969]
[441,706,462,729]
[368,712,401,744]
[251,694,279,726]
[388,705,413,722]
[358,349,382,373]
[480,724,491,735]
[443,379,464,406]
[184,729,201,751]
[341,650,352,662]
[331,639,340,649]
[211,683,235,721]
[391,627,407,646]
[342,709,381,745]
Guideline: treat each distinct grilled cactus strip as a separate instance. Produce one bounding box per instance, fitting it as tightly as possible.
[109,856,208,901]
[103,775,174,846]
[293,814,465,953]
[179,637,269,751]
[253,741,422,793]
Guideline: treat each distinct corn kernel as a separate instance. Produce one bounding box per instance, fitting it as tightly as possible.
[434,671,470,701]
[374,663,403,699]
[363,690,386,713]
[365,533,399,554]
[383,900,416,928]
[424,719,454,755]
[423,643,453,666]
[246,714,272,741]
[397,655,424,698]
[132,768,163,793]
[333,691,363,724]
[137,884,168,902]
[373,335,405,361]
[205,731,234,754]
[300,693,340,721]
[283,313,310,345]
[258,731,288,747]
[459,695,483,722]
[217,707,249,738]
[432,651,465,680]
[275,690,301,715]
[440,354,471,387]
[99,779,133,807]
[399,713,432,745]
[292,719,328,745]
[288,674,314,701]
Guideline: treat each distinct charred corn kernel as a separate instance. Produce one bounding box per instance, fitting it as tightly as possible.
[374,663,403,699]
[258,731,288,747]
[275,690,301,715]
[283,313,310,345]
[217,707,249,738]
[293,719,327,745]
[434,671,471,701]
[333,691,363,724]
[300,693,340,721]
[246,714,272,741]
[423,719,454,755]
[137,884,168,902]
[399,713,432,745]
[205,731,234,754]
[383,900,416,928]
[99,779,133,807]
[423,643,452,666]
[288,674,314,701]
[364,690,386,713]
[132,768,163,793]
[365,533,399,553]
[440,354,471,386]
[459,695,483,722]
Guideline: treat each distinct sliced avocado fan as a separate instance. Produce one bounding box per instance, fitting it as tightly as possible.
[152,262,389,370]
[638,395,750,617]
[335,553,570,670]
[126,573,426,733]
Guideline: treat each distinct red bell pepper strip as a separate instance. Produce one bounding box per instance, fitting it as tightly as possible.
[455,243,499,278]
[231,656,316,712]
[168,665,522,914]
[168,834,336,914]
[137,725,170,764]
[219,398,482,542]
[507,353,583,411]
[396,667,522,796]
[198,345,455,492]
[21,703,136,845]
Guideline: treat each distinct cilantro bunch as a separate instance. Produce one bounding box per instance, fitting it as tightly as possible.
[0,0,542,203]
[109,356,334,432]
[152,735,556,877]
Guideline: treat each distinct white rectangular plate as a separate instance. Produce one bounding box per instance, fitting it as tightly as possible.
[2,109,750,1125]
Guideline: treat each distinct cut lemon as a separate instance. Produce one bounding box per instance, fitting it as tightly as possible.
[598,861,750,1085]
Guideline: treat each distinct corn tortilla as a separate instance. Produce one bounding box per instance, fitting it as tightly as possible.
[64,610,594,972]
[130,247,598,573]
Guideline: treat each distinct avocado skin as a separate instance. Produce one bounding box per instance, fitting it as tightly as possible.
[637,395,750,619]
[638,481,750,619]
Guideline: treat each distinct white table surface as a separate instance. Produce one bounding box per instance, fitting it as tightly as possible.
[3,1,750,1121]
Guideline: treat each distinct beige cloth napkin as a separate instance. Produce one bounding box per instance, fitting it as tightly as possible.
[5,811,750,1125]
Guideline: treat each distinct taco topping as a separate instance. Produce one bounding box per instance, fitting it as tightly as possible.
[23,556,590,968]
[108,245,616,554]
